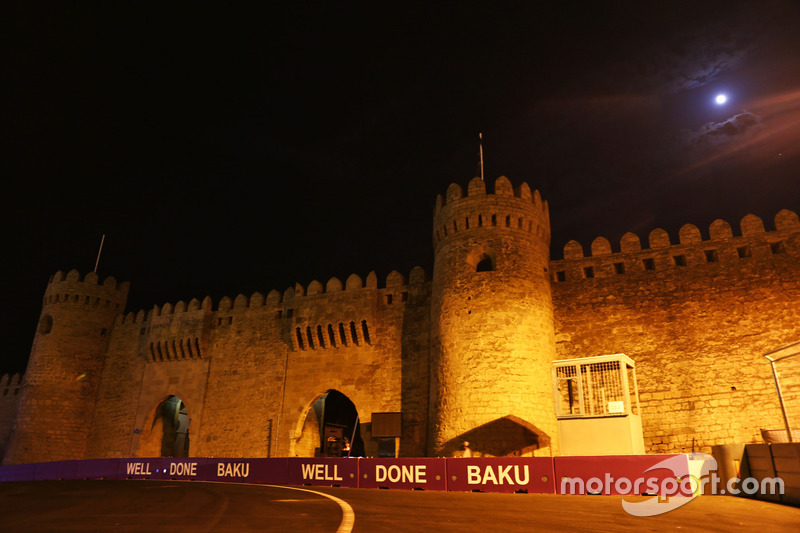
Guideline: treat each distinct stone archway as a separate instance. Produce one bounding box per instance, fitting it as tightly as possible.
[135,396,191,458]
[292,390,363,458]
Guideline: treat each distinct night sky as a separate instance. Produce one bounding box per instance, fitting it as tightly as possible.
[3,2,799,374]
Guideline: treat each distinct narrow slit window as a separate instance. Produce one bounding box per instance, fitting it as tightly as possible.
[771,241,785,254]
[583,266,594,279]
[306,326,315,350]
[361,320,371,345]
[704,249,718,262]
[195,338,202,358]
[673,255,687,267]
[386,294,393,304]
[642,258,655,271]
[518,217,524,229]
[187,339,194,358]
[478,215,483,227]
[613,262,625,274]
[317,325,326,349]
[350,321,359,346]
[296,328,305,350]
[505,215,511,228]
[491,214,497,226]
[737,245,751,258]
[556,270,566,282]
[465,217,470,229]
[328,324,337,348]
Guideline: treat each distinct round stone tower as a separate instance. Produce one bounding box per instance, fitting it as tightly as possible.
[3,269,128,464]
[429,176,558,457]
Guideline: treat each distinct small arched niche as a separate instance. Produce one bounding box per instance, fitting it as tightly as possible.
[467,248,496,272]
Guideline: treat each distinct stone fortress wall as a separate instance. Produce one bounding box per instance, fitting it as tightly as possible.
[2,176,799,464]
[550,209,800,453]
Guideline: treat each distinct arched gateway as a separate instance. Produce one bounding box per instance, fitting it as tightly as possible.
[134,395,190,457]
[293,390,364,458]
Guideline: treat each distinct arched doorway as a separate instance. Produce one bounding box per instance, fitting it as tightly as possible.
[136,396,191,458]
[158,396,190,457]
[295,390,364,457]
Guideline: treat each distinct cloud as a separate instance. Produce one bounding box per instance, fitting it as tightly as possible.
[684,112,761,146]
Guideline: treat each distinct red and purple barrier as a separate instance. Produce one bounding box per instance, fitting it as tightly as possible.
[1,454,697,496]
[447,457,554,493]
[359,458,446,491]
[554,454,691,496]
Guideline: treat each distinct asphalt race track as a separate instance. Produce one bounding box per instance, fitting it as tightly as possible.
[1,480,798,532]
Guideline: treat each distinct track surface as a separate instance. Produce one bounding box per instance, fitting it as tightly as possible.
[1,480,799,532]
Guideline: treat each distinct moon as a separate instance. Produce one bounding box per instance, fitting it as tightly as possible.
[715,94,727,104]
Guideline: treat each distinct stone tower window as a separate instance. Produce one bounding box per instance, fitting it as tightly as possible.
[476,256,494,272]
[467,248,496,272]
[38,314,53,335]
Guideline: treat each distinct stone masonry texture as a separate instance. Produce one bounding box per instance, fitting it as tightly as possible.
[2,177,798,463]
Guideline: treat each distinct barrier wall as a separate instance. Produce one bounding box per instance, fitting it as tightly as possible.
[1,455,700,496]
[4,451,797,505]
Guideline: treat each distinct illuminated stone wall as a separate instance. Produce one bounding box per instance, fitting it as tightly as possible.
[81,268,430,461]
[2,271,129,464]
[550,210,800,453]
[3,179,798,464]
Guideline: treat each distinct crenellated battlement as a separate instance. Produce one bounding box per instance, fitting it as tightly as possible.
[433,176,550,250]
[116,267,428,327]
[550,209,800,283]
[44,269,129,311]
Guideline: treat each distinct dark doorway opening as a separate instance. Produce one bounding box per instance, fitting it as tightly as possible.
[158,396,190,457]
[312,390,365,457]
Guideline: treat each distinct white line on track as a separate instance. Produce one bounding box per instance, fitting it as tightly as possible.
[169,480,355,533]
[264,485,354,533]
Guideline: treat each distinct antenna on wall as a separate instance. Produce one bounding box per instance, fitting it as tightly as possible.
[478,132,485,181]
[93,234,106,273]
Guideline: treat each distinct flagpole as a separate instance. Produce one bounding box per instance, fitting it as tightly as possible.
[479,132,485,181]
[94,234,105,273]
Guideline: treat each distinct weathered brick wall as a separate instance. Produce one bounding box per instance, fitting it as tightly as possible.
[273,270,427,458]
[2,271,128,464]
[550,210,800,454]
[87,297,213,458]
[430,177,558,457]
[82,268,429,461]
[0,374,22,459]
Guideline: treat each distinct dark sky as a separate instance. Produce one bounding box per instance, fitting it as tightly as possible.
[3,2,799,374]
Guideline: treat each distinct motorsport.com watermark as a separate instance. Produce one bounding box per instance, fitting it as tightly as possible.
[559,454,784,517]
